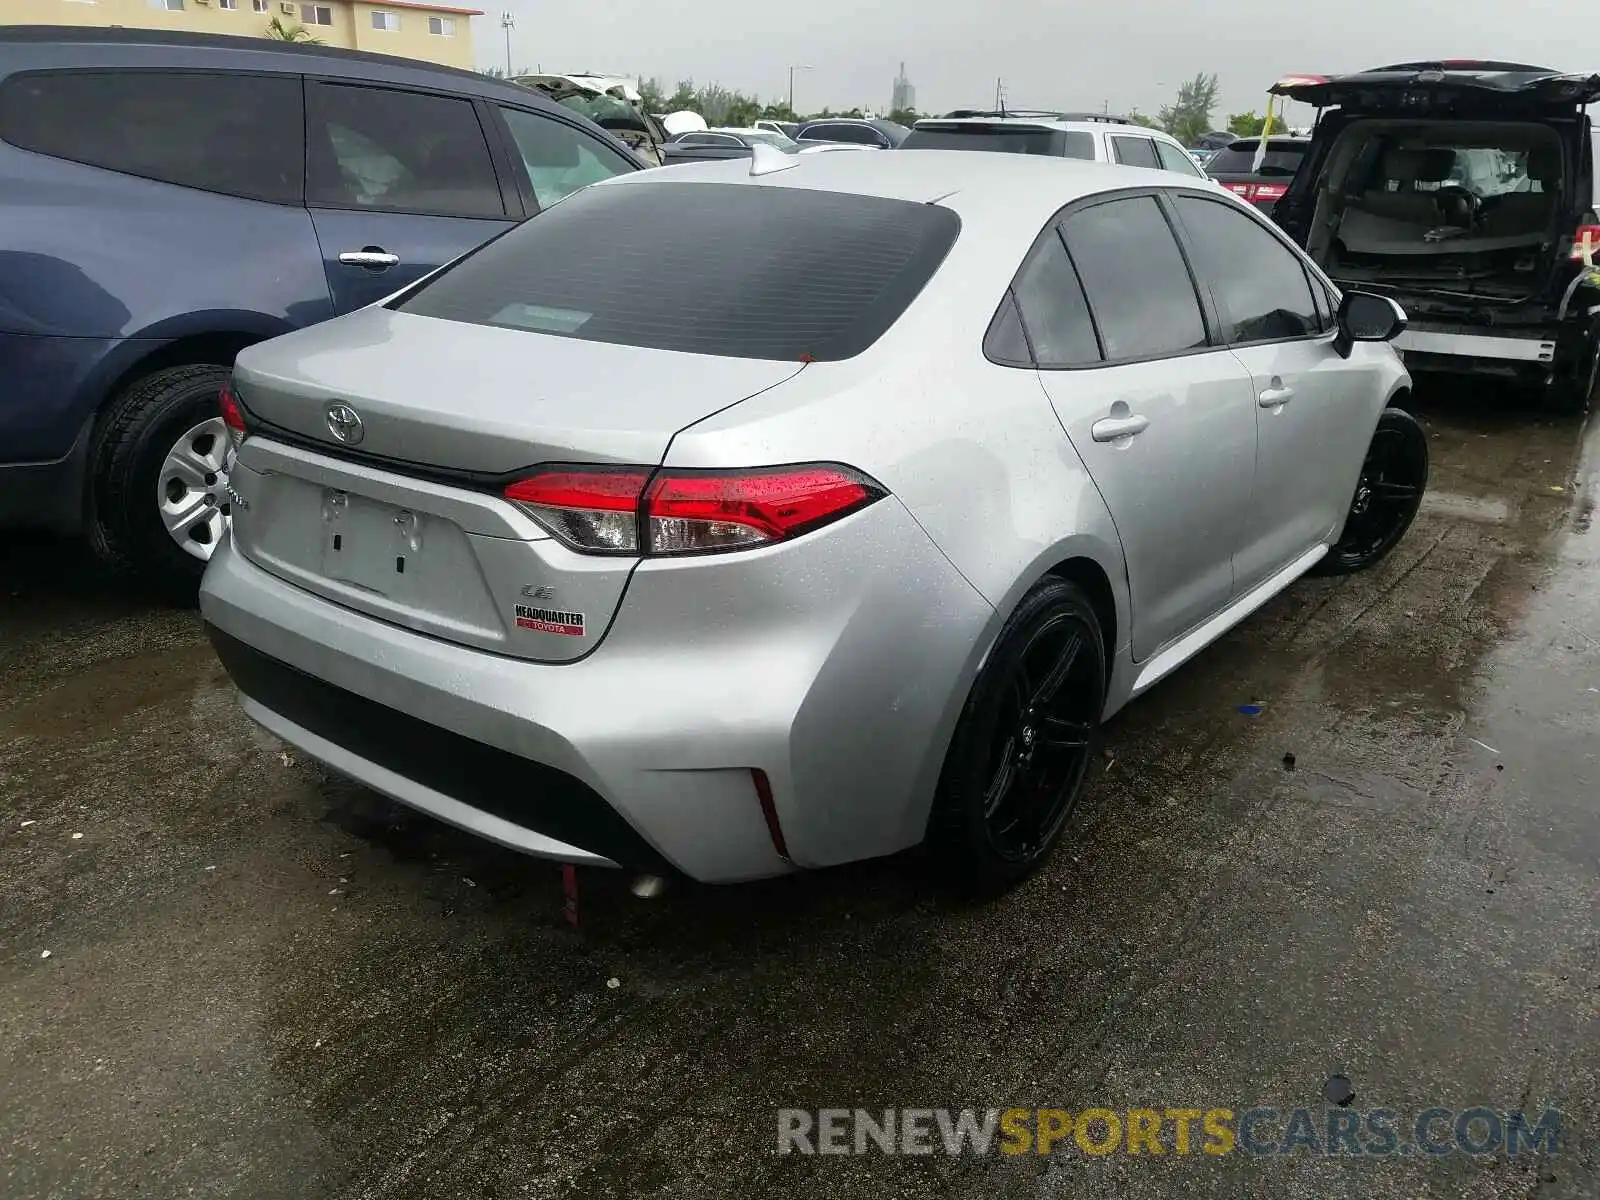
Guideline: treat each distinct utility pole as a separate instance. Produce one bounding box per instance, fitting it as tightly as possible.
[788,64,812,115]
[994,77,1001,111]
[500,11,514,77]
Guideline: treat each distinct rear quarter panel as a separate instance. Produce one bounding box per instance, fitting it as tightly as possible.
[0,146,331,460]
[660,203,1133,818]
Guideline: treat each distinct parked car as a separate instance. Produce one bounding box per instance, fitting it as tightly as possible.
[794,118,910,148]
[203,150,1422,892]
[661,127,799,165]
[0,26,641,595]
[902,113,1217,184]
[754,119,802,139]
[1204,135,1313,213]
[1270,60,1600,410]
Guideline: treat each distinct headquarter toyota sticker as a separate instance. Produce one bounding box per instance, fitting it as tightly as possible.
[515,603,586,637]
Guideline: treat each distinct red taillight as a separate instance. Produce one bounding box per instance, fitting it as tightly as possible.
[1254,183,1288,202]
[1571,224,1600,261]
[1227,182,1257,199]
[219,384,248,449]
[502,462,884,556]
[503,467,649,554]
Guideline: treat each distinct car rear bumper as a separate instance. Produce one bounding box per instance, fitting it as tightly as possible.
[199,497,995,883]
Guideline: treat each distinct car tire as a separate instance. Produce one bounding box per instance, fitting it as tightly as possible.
[1312,407,1429,577]
[927,577,1106,895]
[87,362,234,603]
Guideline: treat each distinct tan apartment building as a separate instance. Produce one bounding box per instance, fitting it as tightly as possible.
[3,0,483,71]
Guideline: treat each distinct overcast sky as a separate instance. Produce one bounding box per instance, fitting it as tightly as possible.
[478,0,1588,124]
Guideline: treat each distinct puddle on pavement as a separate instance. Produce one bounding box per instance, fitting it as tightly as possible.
[0,640,226,740]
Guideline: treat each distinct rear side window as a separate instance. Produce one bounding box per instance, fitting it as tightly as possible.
[1111,136,1160,169]
[1173,196,1319,343]
[901,125,1095,159]
[1011,230,1101,366]
[1206,143,1309,177]
[307,82,504,218]
[397,182,960,361]
[0,70,303,204]
[1155,141,1206,177]
[1061,196,1206,360]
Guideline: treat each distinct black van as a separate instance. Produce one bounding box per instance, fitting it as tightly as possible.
[1271,61,1600,409]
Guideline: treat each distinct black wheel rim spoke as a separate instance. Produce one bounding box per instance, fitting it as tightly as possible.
[983,737,1017,819]
[1038,713,1092,750]
[981,615,1100,863]
[1334,423,1425,563]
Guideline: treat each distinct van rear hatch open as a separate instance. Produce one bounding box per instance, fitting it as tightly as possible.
[1272,64,1600,312]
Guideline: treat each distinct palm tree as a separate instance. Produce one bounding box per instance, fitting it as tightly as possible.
[262,16,321,44]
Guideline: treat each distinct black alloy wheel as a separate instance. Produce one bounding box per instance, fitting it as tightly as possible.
[1313,407,1429,576]
[929,578,1106,893]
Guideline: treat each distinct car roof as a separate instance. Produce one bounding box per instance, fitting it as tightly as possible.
[915,115,1181,138]
[1222,136,1313,149]
[0,24,558,109]
[597,145,1215,221]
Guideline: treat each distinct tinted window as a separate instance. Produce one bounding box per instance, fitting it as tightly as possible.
[1012,231,1101,366]
[1155,140,1206,177]
[1061,196,1206,360]
[1206,143,1309,177]
[0,70,302,204]
[901,126,1095,159]
[499,107,632,210]
[984,292,1033,366]
[398,182,960,361]
[1111,136,1160,169]
[1174,196,1318,343]
[307,82,503,218]
[804,123,879,145]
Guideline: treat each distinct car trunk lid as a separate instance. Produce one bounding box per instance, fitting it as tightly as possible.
[227,309,804,662]
[1271,64,1600,113]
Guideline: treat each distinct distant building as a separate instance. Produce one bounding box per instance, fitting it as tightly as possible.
[891,61,915,114]
[3,0,481,71]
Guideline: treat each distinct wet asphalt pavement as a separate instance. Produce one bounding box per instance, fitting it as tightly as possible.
[2,383,1598,1199]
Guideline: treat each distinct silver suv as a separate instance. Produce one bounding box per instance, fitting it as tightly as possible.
[902,111,1213,182]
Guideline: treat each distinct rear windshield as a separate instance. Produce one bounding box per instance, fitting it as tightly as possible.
[395,181,960,361]
[901,125,1095,159]
[1207,143,1310,177]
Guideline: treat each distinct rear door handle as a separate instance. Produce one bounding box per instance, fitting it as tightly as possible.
[338,250,400,269]
[1258,386,1295,407]
[1090,413,1150,442]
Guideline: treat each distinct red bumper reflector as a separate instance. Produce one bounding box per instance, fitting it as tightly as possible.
[752,769,790,861]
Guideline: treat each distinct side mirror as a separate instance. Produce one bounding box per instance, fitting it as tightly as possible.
[1334,290,1408,358]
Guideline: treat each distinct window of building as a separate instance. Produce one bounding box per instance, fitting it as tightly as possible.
[147,0,184,10]
[428,16,456,35]
[218,0,238,9]
[371,10,400,30]
[253,0,268,10]
[302,4,333,25]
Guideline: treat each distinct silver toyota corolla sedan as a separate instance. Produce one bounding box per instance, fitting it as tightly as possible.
[201,148,1425,892]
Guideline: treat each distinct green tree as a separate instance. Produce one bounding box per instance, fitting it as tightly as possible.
[888,107,921,126]
[638,77,668,114]
[1227,110,1266,137]
[262,16,320,43]
[1158,72,1220,146]
[1125,108,1159,129]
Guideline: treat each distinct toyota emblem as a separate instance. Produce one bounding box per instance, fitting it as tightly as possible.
[325,403,365,445]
